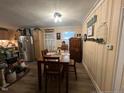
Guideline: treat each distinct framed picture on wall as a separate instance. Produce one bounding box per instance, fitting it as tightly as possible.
[56,33,61,40]
[87,25,94,37]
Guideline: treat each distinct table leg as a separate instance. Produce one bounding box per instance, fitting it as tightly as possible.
[66,64,69,93]
[37,62,42,90]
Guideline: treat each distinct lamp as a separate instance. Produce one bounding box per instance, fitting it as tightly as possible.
[54,12,62,23]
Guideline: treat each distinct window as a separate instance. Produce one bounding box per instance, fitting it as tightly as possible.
[44,31,56,51]
[62,32,75,44]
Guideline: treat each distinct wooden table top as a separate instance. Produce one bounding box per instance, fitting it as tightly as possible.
[39,52,70,63]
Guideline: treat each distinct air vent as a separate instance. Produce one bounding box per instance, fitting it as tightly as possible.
[45,29,54,33]
[0,27,8,31]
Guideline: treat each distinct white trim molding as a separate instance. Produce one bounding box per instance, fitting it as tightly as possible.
[83,62,103,93]
[82,0,105,25]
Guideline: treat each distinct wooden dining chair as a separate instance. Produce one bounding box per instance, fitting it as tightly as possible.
[69,59,77,80]
[41,49,48,59]
[43,56,63,93]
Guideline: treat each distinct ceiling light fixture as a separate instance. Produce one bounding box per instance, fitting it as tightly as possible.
[54,12,62,23]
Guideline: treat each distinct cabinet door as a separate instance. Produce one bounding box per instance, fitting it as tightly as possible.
[0,31,9,40]
[0,31,3,39]
[69,38,82,62]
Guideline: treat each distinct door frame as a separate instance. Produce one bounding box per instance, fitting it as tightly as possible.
[113,8,124,92]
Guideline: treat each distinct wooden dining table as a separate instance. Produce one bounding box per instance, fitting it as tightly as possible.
[37,51,70,93]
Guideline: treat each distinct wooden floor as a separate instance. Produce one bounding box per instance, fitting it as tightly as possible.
[1,62,96,93]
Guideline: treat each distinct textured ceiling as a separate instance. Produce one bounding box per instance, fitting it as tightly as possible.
[0,0,98,29]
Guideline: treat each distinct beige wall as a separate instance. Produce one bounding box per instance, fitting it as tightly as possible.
[82,0,122,92]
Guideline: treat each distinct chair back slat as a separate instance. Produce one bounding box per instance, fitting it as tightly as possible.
[43,57,61,73]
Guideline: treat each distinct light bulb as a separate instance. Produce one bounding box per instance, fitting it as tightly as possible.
[54,16,59,23]
[58,17,62,22]
[53,12,62,23]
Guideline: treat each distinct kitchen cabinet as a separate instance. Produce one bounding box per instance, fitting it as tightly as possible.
[0,31,9,40]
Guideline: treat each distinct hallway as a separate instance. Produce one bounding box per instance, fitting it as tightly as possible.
[1,63,96,93]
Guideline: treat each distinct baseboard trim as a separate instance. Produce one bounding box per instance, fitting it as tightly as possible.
[83,62,102,93]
